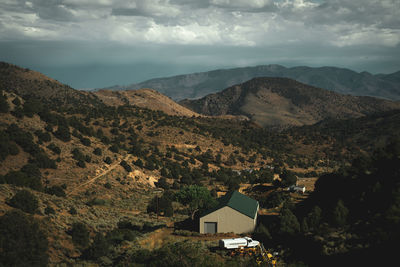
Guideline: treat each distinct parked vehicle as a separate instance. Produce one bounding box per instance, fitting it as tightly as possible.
[219,237,260,249]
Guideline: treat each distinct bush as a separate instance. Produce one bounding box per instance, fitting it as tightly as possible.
[279,207,300,235]
[77,160,86,168]
[83,233,109,260]
[35,130,51,143]
[0,131,19,161]
[8,190,39,214]
[87,198,107,206]
[45,185,66,197]
[47,143,61,154]
[104,157,112,164]
[69,222,90,248]
[0,210,48,266]
[69,207,78,215]
[120,160,132,172]
[0,92,9,113]
[3,165,42,191]
[80,137,91,146]
[93,147,102,156]
[54,125,71,142]
[109,144,119,153]
[44,206,55,215]
[30,152,57,169]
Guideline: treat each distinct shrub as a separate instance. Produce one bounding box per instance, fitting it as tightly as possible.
[93,147,102,156]
[30,152,57,169]
[0,210,48,266]
[69,207,78,215]
[83,233,109,260]
[279,207,300,235]
[109,144,119,153]
[54,125,71,142]
[104,182,112,189]
[3,168,42,191]
[8,190,39,214]
[120,160,132,172]
[77,160,86,168]
[0,92,9,113]
[45,185,66,197]
[87,198,107,206]
[134,158,143,167]
[104,157,112,164]
[35,130,51,143]
[47,143,61,154]
[44,206,55,215]
[80,137,91,146]
[69,222,90,248]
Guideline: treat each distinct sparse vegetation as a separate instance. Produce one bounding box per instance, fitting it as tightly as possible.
[8,190,39,214]
[1,63,400,266]
[0,210,48,266]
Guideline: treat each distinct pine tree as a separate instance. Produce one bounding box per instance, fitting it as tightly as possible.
[332,199,349,227]
[279,207,300,235]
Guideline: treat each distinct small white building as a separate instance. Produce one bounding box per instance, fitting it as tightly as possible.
[288,185,306,194]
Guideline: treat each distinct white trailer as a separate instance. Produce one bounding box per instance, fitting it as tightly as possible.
[219,237,260,249]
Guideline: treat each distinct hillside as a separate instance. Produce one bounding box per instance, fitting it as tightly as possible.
[94,88,201,117]
[1,63,400,266]
[0,62,100,107]
[180,77,400,127]
[101,64,400,100]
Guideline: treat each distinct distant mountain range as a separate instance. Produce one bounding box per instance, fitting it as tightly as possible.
[179,77,400,127]
[100,65,400,101]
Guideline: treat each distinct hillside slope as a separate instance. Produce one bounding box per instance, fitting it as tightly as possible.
[0,62,100,107]
[180,77,400,127]
[94,88,201,117]
[101,64,400,100]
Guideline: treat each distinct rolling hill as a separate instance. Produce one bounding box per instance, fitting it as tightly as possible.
[179,77,400,127]
[100,64,400,100]
[94,88,201,117]
[1,62,400,266]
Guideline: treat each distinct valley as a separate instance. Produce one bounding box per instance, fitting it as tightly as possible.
[0,62,399,266]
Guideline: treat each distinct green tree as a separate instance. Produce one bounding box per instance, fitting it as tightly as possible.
[83,233,109,260]
[307,206,322,231]
[104,156,112,164]
[279,207,300,235]
[69,222,90,248]
[176,185,217,219]
[0,92,9,113]
[0,210,48,266]
[93,147,102,156]
[54,125,71,142]
[253,223,271,243]
[332,199,349,227]
[280,169,297,187]
[9,190,39,214]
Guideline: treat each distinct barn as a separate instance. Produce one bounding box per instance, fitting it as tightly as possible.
[199,191,259,234]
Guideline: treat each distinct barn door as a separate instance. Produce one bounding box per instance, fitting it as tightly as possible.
[204,222,217,234]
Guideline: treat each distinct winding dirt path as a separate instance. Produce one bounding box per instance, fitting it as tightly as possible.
[67,154,131,196]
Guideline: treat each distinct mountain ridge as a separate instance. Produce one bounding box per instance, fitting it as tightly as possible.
[179,77,400,127]
[98,64,400,101]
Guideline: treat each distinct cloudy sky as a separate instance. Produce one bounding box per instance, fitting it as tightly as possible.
[0,0,399,88]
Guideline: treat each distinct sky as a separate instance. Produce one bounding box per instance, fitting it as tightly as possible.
[0,0,399,89]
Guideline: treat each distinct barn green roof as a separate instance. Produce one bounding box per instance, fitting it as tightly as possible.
[201,191,259,219]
